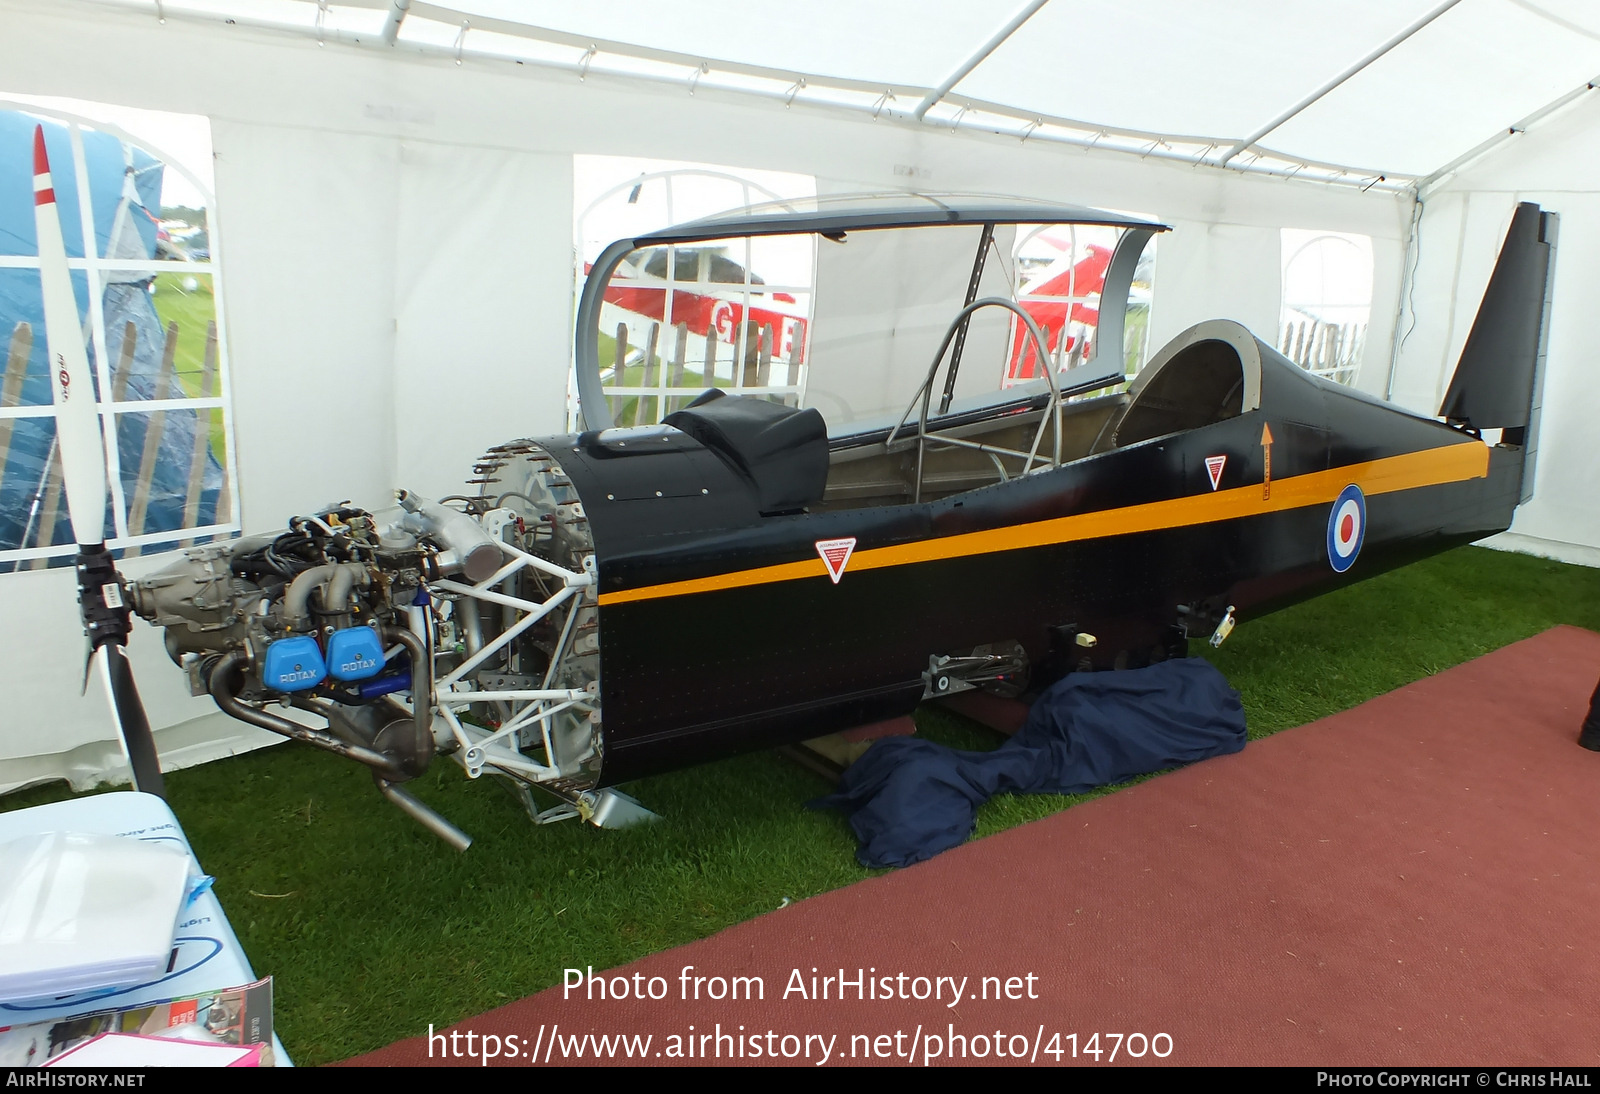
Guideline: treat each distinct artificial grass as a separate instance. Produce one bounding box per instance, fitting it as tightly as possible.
[4,544,1597,1064]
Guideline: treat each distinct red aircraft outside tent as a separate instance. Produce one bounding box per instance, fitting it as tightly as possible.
[592,235,1115,387]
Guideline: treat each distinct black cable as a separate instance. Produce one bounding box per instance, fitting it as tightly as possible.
[1396,196,1426,364]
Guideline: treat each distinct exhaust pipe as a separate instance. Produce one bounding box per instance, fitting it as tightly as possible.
[377,780,473,852]
[207,649,471,851]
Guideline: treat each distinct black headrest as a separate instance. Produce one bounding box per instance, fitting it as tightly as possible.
[664,390,829,514]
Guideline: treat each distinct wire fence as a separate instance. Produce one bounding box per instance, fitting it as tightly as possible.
[1279,319,1365,384]
[603,317,801,426]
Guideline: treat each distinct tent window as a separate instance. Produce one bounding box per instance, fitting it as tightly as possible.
[572,156,817,430]
[1008,222,1158,393]
[0,98,238,572]
[1279,229,1373,385]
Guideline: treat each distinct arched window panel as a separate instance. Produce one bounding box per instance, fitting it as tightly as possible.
[0,100,238,571]
[1279,229,1374,386]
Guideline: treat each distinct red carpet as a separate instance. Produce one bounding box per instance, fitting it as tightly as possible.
[351,626,1600,1067]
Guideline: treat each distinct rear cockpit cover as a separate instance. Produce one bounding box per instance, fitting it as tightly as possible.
[1096,319,1263,452]
[663,390,829,514]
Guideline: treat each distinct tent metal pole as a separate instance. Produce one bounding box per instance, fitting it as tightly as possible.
[913,0,1052,121]
[381,0,410,45]
[1417,74,1600,197]
[1217,0,1463,166]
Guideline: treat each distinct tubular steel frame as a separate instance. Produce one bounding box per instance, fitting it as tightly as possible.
[425,511,596,786]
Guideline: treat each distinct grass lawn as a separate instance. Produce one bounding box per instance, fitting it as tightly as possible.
[147,272,227,467]
[597,328,717,426]
[4,545,1597,1063]
[148,273,216,398]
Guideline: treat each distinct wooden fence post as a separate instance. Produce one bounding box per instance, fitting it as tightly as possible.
[0,322,32,488]
[635,321,659,425]
[26,449,62,568]
[179,320,218,545]
[666,321,688,414]
[756,324,772,389]
[738,319,759,389]
[124,320,179,556]
[787,320,804,382]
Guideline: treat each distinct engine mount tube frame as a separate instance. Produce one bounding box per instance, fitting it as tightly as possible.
[424,525,599,787]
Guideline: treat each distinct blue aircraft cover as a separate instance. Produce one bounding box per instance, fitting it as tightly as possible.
[812,658,1248,868]
[0,110,224,565]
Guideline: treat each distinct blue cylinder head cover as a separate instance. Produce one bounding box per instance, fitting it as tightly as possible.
[262,635,328,692]
[326,625,386,682]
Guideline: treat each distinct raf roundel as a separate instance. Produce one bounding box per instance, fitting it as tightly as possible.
[1326,484,1367,573]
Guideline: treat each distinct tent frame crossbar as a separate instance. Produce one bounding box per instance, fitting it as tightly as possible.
[1217,0,1465,167]
[93,0,1556,193]
[912,0,1051,121]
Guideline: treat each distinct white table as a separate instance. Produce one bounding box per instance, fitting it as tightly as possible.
[0,791,291,1066]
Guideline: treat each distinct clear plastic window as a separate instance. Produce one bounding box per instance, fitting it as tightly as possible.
[1279,229,1373,385]
[0,100,237,570]
[585,219,1157,436]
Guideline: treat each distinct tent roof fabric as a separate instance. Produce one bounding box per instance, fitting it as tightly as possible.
[93,0,1600,191]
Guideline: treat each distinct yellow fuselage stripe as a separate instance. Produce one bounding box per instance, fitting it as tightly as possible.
[597,441,1490,607]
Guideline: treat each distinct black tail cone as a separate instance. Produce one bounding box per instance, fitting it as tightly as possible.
[1579,677,1600,752]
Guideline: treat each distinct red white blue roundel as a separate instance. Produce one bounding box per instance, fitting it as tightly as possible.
[1327,484,1366,572]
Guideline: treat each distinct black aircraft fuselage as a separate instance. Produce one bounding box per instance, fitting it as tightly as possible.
[496,198,1555,787]
[87,189,1554,843]
[517,330,1515,785]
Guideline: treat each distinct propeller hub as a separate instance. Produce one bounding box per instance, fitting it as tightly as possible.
[76,544,132,651]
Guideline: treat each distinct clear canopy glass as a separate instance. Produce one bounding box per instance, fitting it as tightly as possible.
[583,214,1158,436]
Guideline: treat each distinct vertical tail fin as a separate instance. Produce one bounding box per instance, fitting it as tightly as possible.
[1438,201,1557,501]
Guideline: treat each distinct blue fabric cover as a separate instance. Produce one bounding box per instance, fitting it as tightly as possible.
[812,658,1247,868]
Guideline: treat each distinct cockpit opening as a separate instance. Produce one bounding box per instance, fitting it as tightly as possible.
[1104,339,1245,450]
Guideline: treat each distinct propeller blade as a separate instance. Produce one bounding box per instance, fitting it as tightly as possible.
[33,125,165,797]
[32,125,109,548]
[98,644,165,797]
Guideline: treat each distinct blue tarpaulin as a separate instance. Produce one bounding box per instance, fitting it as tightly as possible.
[813,658,1248,868]
[0,110,223,561]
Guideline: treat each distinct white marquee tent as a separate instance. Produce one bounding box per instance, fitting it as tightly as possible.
[1,0,1596,790]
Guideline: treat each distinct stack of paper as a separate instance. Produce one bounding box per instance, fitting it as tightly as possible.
[45,1033,263,1067]
[0,832,191,1003]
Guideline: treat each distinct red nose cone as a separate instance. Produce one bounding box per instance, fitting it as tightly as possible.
[32,124,49,177]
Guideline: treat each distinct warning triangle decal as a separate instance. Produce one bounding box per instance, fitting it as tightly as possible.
[1204,455,1227,491]
[815,537,857,584]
